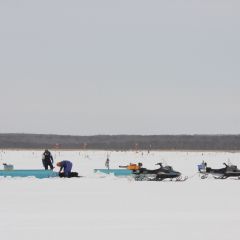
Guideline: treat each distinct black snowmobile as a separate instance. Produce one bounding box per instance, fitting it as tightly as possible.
[199,162,240,179]
[133,163,187,181]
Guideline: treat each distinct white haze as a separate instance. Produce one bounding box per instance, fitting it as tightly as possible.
[0,1,240,135]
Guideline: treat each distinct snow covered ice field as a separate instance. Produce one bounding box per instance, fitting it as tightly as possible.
[0,150,240,240]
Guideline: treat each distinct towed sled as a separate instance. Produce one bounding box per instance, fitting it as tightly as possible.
[0,167,58,179]
[0,169,80,179]
[0,164,79,179]
[133,163,187,181]
[94,168,132,176]
[0,170,80,179]
[95,163,187,181]
[198,162,240,179]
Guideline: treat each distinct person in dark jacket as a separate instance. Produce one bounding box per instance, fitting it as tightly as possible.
[42,149,54,170]
[57,160,73,177]
[105,157,110,170]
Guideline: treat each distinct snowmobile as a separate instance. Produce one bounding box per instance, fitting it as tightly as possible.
[132,163,187,181]
[198,162,240,179]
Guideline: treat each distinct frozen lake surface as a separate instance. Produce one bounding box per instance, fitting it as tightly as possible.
[0,150,240,240]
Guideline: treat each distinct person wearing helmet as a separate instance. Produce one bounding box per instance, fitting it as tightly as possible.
[56,160,73,177]
[42,149,54,170]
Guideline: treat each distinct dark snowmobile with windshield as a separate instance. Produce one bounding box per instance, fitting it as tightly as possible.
[198,162,240,179]
[133,163,187,181]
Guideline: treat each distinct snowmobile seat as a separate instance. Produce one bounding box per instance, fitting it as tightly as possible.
[206,167,212,173]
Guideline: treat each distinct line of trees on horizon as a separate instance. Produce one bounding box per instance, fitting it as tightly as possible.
[0,134,240,150]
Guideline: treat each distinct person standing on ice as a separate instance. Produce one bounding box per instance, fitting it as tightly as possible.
[56,160,73,177]
[42,149,54,170]
[105,157,110,170]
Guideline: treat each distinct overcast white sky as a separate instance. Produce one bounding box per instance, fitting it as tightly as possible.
[0,0,239,135]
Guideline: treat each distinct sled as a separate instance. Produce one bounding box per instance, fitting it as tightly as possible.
[94,169,132,176]
[0,169,58,179]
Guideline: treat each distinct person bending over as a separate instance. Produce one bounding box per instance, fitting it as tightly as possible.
[57,160,72,177]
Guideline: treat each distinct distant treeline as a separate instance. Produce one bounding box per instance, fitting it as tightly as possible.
[0,134,240,151]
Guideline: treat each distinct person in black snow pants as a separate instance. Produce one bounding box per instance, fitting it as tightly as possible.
[42,149,54,170]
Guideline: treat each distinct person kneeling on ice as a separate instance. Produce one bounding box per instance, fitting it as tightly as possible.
[57,160,72,177]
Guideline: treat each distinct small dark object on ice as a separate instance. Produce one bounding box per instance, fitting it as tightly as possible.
[59,172,81,178]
